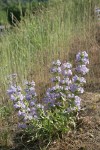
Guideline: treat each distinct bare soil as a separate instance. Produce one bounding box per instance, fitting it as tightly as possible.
[49,92,100,150]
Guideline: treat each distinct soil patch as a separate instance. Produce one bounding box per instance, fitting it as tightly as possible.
[49,92,100,150]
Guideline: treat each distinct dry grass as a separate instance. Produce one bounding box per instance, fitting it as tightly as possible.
[68,21,100,92]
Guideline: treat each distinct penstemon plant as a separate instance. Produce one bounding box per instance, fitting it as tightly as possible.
[7,51,89,142]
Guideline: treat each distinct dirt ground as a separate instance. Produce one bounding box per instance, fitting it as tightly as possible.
[49,92,100,150]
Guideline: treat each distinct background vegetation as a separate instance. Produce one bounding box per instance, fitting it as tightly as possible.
[0,0,48,24]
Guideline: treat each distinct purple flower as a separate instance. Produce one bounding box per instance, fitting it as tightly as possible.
[25,94,32,101]
[78,87,84,93]
[79,77,86,83]
[34,114,38,119]
[95,8,100,13]
[62,62,72,69]
[67,96,81,112]
[51,76,60,82]
[28,114,33,120]
[21,103,26,109]
[82,51,88,57]
[51,85,62,91]
[62,69,72,76]
[18,110,26,117]
[14,103,20,109]
[30,107,37,114]
[76,51,89,65]
[76,51,88,61]
[57,67,62,73]
[64,86,69,91]
[72,75,79,82]
[37,104,44,109]
[44,85,62,107]
[67,93,75,99]
[27,108,31,112]
[67,69,72,76]
[17,86,22,92]
[18,110,22,116]
[81,58,89,65]
[72,75,86,84]
[10,94,16,101]
[30,110,38,119]
[76,52,81,61]
[23,113,33,121]
[74,96,81,110]
[70,84,78,93]
[31,81,35,86]
[18,93,24,101]
[60,78,71,85]
[7,85,17,95]
[30,101,36,106]
[76,65,89,75]
[14,101,26,109]
[51,68,57,73]
[51,67,61,74]
[30,89,37,96]
[25,86,36,95]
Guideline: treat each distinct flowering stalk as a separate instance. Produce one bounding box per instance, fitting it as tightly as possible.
[44,51,89,113]
[7,77,40,128]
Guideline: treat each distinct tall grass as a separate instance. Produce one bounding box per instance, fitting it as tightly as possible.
[0,10,8,24]
[0,0,100,147]
[0,0,98,82]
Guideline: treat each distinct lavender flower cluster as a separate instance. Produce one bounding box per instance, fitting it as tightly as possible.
[7,80,43,128]
[44,51,89,111]
[7,51,89,129]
